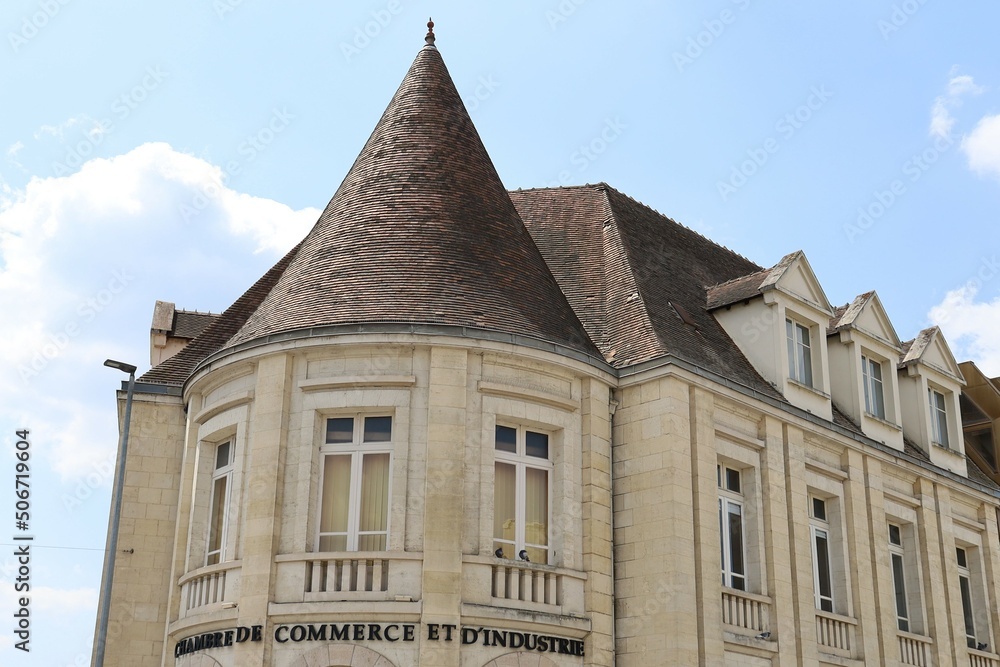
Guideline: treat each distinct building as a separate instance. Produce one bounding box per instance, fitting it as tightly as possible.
[94,22,1000,667]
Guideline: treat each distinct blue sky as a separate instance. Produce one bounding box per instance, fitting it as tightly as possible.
[2,1,999,664]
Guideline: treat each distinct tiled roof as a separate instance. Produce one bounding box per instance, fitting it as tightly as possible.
[139,243,301,386]
[511,184,779,396]
[171,310,217,339]
[224,43,599,360]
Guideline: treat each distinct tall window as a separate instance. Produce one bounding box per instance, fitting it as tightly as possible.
[929,389,949,447]
[718,464,746,591]
[206,441,233,566]
[958,547,978,649]
[862,355,886,419]
[318,415,391,552]
[810,497,834,612]
[786,319,813,386]
[494,424,551,564]
[889,524,910,631]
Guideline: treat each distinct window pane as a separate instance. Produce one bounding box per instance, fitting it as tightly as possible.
[495,425,517,453]
[957,547,968,568]
[862,358,871,412]
[786,320,796,379]
[363,416,392,442]
[207,475,228,565]
[493,462,516,545]
[358,453,390,544]
[812,497,827,521]
[719,499,726,584]
[326,418,354,444]
[319,455,352,547]
[728,503,745,590]
[357,534,386,551]
[526,431,549,459]
[525,466,549,552]
[888,524,901,546]
[215,441,231,470]
[798,324,813,386]
[319,534,348,552]
[930,390,949,446]
[891,553,908,630]
[960,575,976,643]
[872,376,885,419]
[726,467,741,493]
[814,531,833,606]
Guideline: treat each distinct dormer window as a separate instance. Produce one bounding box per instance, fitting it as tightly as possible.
[786,319,813,386]
[862,355,886,420]
[929,388,949,448]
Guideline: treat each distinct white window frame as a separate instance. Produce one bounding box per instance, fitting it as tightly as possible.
[718,464,746,591]
[810,497,834,613]
[888,523,910,632]
[956,545,992,651]
[862,354,886,420]
[929,388,950,448]
[494,424,553,564]
[786,318,814,386]
[316,414,393,553]
[205,440,234,566]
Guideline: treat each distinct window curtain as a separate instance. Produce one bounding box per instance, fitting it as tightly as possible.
[525,466,548,563]
[358,453,389,551]
[319,454,351,551]
[494,462,516,555]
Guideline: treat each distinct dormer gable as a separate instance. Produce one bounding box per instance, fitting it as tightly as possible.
[899,326,964,383]
[709,250,833,421]
[826,291,904,450]
[897,327,967,475]
[762,250,834,315]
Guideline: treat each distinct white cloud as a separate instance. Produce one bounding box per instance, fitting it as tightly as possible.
[962,114,1000,181]
[929,71,983,139]
[929,280,1000,376]
[947,73,985,98]
[0,142,318,481]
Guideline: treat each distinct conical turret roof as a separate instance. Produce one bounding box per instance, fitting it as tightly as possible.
[226,34,599,358]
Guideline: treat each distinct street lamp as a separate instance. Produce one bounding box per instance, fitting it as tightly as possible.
[94,359,137,667]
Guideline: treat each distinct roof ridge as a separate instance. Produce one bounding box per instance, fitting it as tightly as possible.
[599,183,762,271]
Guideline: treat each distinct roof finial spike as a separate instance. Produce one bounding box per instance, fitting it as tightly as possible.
[425,17,435,46]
